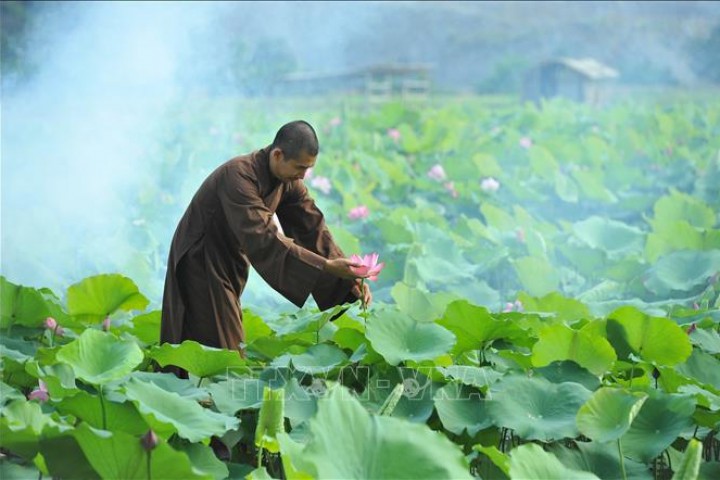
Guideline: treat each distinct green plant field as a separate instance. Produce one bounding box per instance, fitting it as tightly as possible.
[2,94,719,479]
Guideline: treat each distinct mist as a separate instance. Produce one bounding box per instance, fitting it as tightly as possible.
[2,1,718,309]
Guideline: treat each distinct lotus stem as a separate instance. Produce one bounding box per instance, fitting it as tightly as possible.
[618,438,627,480]
[99,386,107,430]
[146,450,152,480]
[197,376,204,388]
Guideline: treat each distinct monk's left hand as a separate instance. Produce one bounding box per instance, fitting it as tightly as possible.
[351,280,372,308]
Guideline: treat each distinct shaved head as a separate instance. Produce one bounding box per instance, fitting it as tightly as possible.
[271,120,319,160]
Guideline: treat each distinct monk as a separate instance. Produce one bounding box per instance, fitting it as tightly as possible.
[160,120,371,358]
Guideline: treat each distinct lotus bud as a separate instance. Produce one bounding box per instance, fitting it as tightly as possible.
[141,429,159,451]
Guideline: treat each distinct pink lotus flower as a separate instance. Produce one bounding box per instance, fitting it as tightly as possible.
[28,380,49,402]
[387,128,401,141]
[310,176,331,195]
[349,253,385,281]
[348,205,369,220]
[502,300,524,313]
[141,429,159,451]
[102,316,111,331]
[444,181,458,198]
[519,136,533,149]
[480,177,500,192]
[427,164,447,181]
[329,117,342,127]
[305,167,314,180]
[44,317,64,336]
[516,228,526,243]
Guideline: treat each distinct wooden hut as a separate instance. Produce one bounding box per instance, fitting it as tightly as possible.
[522,57,619,105]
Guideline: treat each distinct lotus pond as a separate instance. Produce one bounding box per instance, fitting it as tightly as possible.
[1,95,719,479]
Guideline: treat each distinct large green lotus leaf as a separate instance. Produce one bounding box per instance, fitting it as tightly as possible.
[289,384,472,479]
[508,443,600,480]
[690,327,720,354]
[0,400,68,459]
[517,291,591,323]
[243,308,273,345]
[576,388,648,442]
[130,371,210,402]
[487,376,592,441]
[39,429,100,480]
[651,189,716,230]
[0,381,25,405]
[677,384,720,411]
[621,390,696,462]
[571,168,617,203]
[178,443,229,480]
[282,377,318,424]
[391,282,460,323]
[31,361,79,400]
[56,329,144,385]
[123,378,239,443]
[531,324,616,375]
[645,221,704,263]
[366,309,456,366]
[66,274,149,323]
[606,306,692,366]
[512,256,560,297]
[473,444,510,477]
[572,216,645,256]
[437,366,503,389]
[698,461,720,480]
[72,423,211,479]
[437,300,526,354]
[148,340,246,378]
[208,378,267,415]
[434,383,492,435]
[448,278,500,310]
[125,311,160,345]
[54,390,148,434]
[672,439,702,480]
[676,349,720,390]
[644,250,720,296]
[255,387,285,454]
[289,344,348,374]
[534,361,601,391]
[550,441,652,480]
[0,277,54,329]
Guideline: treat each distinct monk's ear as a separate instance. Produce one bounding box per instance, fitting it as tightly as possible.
[270,147,285,162]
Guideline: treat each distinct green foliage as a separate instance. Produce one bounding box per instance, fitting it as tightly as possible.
[2,95,720,478]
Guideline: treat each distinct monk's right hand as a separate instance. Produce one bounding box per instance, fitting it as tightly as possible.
[324,257,364,280]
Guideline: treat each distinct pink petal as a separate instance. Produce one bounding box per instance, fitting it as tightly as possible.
[351,265,371,277]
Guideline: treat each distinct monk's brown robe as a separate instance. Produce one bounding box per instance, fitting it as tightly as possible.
[160,146,356,352]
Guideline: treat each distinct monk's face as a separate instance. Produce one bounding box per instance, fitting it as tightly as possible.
[270,148,316,182]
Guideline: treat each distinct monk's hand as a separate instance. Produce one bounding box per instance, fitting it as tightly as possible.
[351,279,372,307]
[324,257,365,280]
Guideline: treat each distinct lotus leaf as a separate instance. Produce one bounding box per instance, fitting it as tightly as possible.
[66,274,149,323]
[487,375,592,441]
[56,329,144,385]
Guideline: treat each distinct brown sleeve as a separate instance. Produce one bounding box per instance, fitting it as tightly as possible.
[276,181,358,310]
[218,169,327,307]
